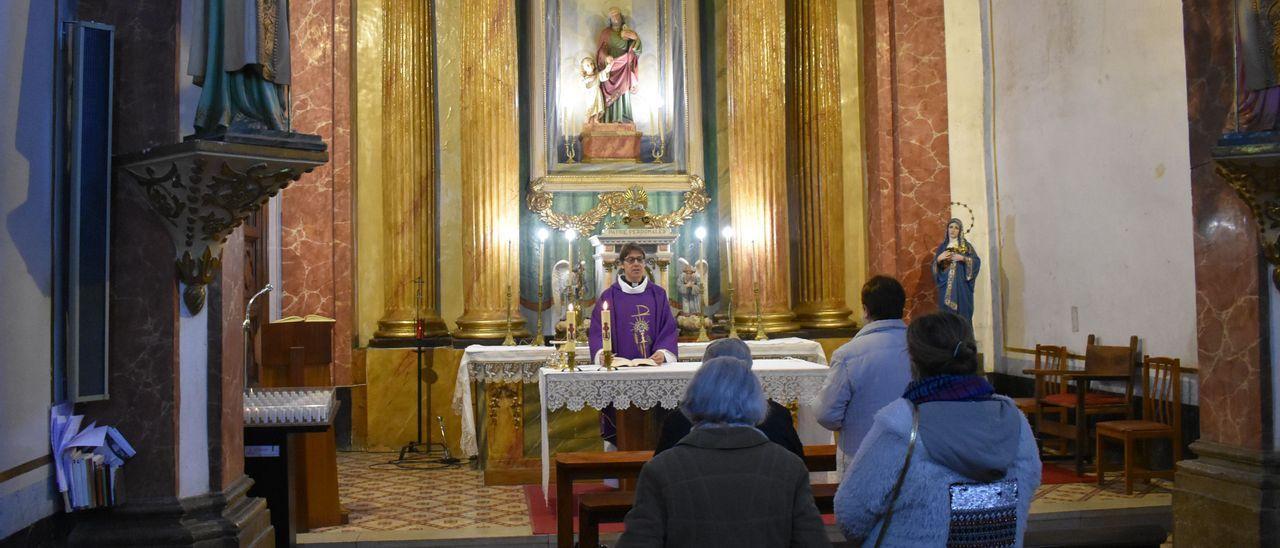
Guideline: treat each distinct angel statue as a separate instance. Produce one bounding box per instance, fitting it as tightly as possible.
[932,218,982,323]
[676,259,704,316]
[551,260,574,328]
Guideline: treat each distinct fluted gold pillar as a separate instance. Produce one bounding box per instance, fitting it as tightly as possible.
[786,0,855,328]
[454,0,529,339]
[727,0,799,333]
[375,0,448,339]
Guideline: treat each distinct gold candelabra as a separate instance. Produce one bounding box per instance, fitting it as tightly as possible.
[724,230,739,339]
[564,134,577,164]
[501,280,516,346]
[650,132,666,163]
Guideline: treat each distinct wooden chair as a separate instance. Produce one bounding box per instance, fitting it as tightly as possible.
[1096,356,1182,494]
[1035,335,1138,475]
[1017,345,1070,453]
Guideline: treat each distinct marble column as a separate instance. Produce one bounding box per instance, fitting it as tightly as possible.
[284,0,355,383]
[1174,1,1279,545]
[68,0,269,544]
[453,0,529,339]
[374,0,448,339]
[861,0,952,319]
[726,0,800,333]
[786,0,855,329]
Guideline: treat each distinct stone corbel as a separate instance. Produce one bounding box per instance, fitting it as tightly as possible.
[115,137,328,313]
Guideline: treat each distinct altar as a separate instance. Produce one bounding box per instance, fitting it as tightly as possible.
[537,358,831,494]
[451,338,830,484]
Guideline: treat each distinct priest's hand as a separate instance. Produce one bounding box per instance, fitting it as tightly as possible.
[649,352,666,365]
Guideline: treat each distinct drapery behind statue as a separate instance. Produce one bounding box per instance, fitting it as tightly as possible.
[188,0,292,136]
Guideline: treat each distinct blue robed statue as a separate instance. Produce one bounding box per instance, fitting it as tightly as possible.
[932,218,981,322]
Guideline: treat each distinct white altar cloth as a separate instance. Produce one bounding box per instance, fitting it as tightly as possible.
[450,338,828,458]
[537,358,832,497]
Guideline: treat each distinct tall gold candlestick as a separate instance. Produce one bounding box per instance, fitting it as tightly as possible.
[723,227,738,339]
[534,233,547,345]
[502,240,516,346]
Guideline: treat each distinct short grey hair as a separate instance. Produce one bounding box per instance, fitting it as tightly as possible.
[704,338,752,363]
[680,357,767,426]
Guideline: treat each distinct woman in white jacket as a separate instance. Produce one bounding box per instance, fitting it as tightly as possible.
[834,312,1041,547]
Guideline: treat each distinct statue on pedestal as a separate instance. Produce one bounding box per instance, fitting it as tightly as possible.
[932,218,981,323]
[187,0,292,136]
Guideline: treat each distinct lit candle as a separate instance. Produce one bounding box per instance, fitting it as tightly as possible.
[566,304,577,351]
[602,301,612,353]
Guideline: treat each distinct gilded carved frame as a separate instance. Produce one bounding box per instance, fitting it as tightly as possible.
[526,0,707,232]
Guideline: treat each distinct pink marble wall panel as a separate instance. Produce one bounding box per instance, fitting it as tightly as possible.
[285,0,355,385]
[211,228,246,488]
[1183,0,1266,449]
[76,0,182,500]
[862,0,951,319]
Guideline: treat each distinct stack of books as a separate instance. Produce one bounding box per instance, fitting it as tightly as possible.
[51,403,135,511]
[65,450,120,510]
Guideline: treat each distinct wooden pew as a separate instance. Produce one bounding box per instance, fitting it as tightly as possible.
[557,445,837,548]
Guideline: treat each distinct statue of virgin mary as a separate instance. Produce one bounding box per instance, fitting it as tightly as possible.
[187,0,292,136]
[932,218,981,322]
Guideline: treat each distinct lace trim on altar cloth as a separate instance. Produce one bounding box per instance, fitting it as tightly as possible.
[540,374,826,412]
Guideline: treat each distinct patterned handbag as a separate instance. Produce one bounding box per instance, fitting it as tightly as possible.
[947,480,1020,547]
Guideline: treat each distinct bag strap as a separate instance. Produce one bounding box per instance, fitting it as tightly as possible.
[874,403,919,548]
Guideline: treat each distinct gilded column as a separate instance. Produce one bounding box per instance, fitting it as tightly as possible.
[375,0,448,339]
[787,0,854,328]
[454,0,529,339]
[727,0,800,333]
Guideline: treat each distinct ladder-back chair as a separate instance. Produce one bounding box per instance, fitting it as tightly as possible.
[1037,335,1138,475]
[1096,356,1182,494]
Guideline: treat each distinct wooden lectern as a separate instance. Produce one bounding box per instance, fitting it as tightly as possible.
[259,315,347,529]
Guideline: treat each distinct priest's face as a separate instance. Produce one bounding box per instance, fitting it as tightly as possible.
[622,251,646,283]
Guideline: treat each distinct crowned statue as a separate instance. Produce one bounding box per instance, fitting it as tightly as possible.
[932,218,982,323]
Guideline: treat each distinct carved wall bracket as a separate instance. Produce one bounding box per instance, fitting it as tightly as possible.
[1213,137,1280,290]
[526,175,710,234]
[116,138,329,313]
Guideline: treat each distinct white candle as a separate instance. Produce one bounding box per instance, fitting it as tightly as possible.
[566,304,577,351]
[602,301,612,353]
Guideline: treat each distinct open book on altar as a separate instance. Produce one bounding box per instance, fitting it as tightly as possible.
[607,357,659,367]
[273,314,335,323]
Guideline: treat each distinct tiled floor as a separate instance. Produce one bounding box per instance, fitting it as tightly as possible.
[301,451,1172,545]
[309,451,529,534]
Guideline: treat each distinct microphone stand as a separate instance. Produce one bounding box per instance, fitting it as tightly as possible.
[243,284,273,395]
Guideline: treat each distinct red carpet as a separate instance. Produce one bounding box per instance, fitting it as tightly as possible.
[524,483,628,536]
[1042,462,1095,484]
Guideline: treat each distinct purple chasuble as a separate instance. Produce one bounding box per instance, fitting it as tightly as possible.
[588,280,679,361]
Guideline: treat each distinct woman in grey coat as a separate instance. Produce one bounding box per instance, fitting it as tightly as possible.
[618,357,830,548]
[834,312,1041,547]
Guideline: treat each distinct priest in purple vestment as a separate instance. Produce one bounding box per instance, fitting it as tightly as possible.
[588,242,679,444]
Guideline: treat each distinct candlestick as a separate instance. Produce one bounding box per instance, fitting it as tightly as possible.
[534,229,549,345]
[723,226,738,339]
[502,240,516,345]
